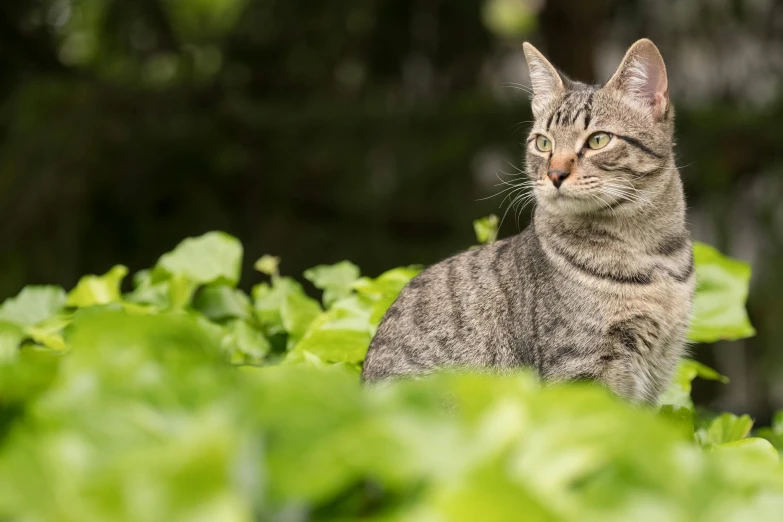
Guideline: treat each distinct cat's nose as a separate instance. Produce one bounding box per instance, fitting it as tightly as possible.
[547,169,571,188]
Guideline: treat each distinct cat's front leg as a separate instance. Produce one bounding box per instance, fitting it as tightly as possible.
[597,316,680,404]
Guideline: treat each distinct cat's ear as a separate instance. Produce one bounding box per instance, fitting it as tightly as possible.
[605,39,669,121]
[522,42,565,117]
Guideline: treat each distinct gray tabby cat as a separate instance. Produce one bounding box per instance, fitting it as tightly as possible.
[361,39,695,404]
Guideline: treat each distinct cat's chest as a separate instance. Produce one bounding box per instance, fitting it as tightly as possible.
[538,271,693,344]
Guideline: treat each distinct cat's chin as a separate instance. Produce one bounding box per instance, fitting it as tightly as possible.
[539,192,605,216]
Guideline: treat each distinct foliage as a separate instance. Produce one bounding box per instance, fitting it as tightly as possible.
[688,242,756,343]
[0,221,779,521]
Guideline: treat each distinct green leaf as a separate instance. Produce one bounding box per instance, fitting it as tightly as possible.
[304,261,360,307]
[254,255,280,277]
[353,266,422,326]
[287,296,373,364]
[25,313,71,351]
[168,274,197,309]
[157,231,243,287]
[125,271,196,310]
[192,285,252,321]
[220,319,271,366]
[688,242,755,343]
[281,291,322,345]
[0,286,67,327]
[473,214,499,245]
[253,276,322,340]
[756,411,783,452]
[659,359,728,411]
[697,413,754,446]
[0,321,24,364]
[712,437,780,464]
[66,265,128,308]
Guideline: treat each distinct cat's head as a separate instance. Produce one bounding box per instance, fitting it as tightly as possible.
[523,39,675,216]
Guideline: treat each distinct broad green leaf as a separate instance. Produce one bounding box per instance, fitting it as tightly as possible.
[688,242,755,343]
[757,411,783,452]
[220,319,271,366]
[697,413,754,446]
[712,437,780,464]
[125,279,169,308]
[66,265,128,307]
[253,276,317,336]
[658,405,695,441]
[126,272,196,310]
[0,286,66,327]
[473,214,499,244]
[304,261,360,307]
[659,359,728,411]
[25,313,71,352]
[281,291,322,345]
[157,231,243,287]
[287,296,373,364]
[353,266,422,326]
[0,321,24,364]
[168,274,197,309]
[193,285,252,321]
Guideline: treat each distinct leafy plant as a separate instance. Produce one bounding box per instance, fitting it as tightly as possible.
[0,219,777,521]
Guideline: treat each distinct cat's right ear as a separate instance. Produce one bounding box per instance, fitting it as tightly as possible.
[522,43,564,117]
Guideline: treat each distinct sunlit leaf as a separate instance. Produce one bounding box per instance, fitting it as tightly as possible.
[66,265,128,308]
[697,413,754,446]
[193,285,252,321]
[157,231,243,287]
[659,359,728,411]
[0,321,24,364]
[287,296,373,364]
[0,286,66,327]
[712,437,780,464]
[304,261,360,307]
[688,242,755,343]
[220,319,271,366]
[254,255,280,277]
[473,214,499,245]
[353,266,422,326]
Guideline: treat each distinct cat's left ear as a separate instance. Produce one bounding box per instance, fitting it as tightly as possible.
[605,39,669,121]
[523,42,565,117]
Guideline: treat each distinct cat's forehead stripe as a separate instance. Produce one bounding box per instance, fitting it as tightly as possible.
[546,88,598,132]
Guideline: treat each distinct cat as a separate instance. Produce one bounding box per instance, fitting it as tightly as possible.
[361,39,695,404]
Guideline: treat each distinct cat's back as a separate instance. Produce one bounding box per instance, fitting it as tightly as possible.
[361,231,537,382]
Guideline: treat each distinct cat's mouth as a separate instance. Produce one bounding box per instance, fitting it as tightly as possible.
[538,186,612,215]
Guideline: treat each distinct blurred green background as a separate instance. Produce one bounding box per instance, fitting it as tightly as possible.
[1,0,781,419]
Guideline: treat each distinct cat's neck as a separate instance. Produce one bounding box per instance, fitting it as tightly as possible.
[534,170,687,249]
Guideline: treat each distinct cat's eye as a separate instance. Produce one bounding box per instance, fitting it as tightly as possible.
[587,132,612,150]
[535,135,552,152]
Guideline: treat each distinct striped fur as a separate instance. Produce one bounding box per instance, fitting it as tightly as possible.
[361,39,694,404]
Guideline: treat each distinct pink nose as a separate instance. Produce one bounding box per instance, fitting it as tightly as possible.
[547,169,571,188]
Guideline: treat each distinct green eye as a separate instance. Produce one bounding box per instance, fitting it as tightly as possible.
[535,135,552,152]
[587,132,611,150]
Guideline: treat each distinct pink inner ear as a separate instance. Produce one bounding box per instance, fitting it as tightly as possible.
[626,53,668,117]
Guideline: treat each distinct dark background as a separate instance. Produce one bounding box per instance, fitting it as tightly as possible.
[1,0,782,419]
